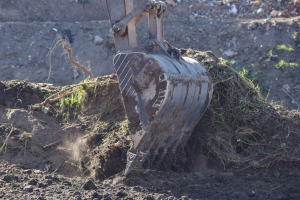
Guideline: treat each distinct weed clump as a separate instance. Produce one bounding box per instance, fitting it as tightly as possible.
[277,44,294,52]
[274,60,299,70]
[182,49,300,170]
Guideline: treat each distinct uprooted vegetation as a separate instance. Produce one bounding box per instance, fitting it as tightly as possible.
[181,49,300,171]
[1,49,300,182]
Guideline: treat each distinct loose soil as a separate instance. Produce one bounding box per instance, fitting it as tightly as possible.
[1,53,300,199]
[1,1,300,200]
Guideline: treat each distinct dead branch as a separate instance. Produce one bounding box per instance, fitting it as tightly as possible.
[0,127,14,154]
[54,159,66,173]
[282,87,300,109]
[48,35,94,82]
[43,140,63,149]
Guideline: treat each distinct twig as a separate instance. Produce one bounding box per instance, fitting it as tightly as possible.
[213,76,234,86]
[27,42,35,51]
[62,40,94,79]
[48,35,94,81]
[286,125,290,139]
[54,159,65,173]
[46,37,57,57]
[270,184,284,191]
[0,127,14,155]
[282,87,300,109]
[42,148,58,158]
[43,140,63,149]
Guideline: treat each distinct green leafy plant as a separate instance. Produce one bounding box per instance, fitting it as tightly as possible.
[267,50,273,56]
[239,68,248,77]
[277,44,294,52]
[274,60,299,70]
[292,32,298,40]
[14,99,22,107]
[274,60,285,69]
[42,89,50,98]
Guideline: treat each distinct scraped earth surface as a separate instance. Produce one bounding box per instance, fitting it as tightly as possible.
[1,73,300,200]
[1,1,300,199]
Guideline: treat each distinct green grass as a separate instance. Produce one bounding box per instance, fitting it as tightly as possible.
[42,89,50,98]
[274,60,285,69]
[274,60,299,70]
[267,50,273,56]
[277,44,294,52]
[292,32,298,40]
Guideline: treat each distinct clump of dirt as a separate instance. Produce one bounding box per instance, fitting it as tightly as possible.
[0,75,129,180]
[0,80,55,108]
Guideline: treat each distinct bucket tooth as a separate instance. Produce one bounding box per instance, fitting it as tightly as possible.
[154,133,180,169]
[124,151,139,175]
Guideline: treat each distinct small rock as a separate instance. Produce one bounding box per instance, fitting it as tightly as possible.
[277,0,282,3]
[74,70,80,79]
[82,179,96,190]
[37,183,45,188]
[295,85,300,90]
[94,36,104,45]
[116,191,127,197]
[92,192,99,198]
[224,49,238,57]
[198,28,203,32]
[283,84,290,92]
[43,107,49,114]
[24,185,34,192]
[270,10,280,17]
[186,37,191,42]
[280,143,286,148]
[1,66,9,70]
[189,15,195,20]
[180,196,189,200]
[270,55,278,61]
[28,179,38,185]
[274,172,280,178]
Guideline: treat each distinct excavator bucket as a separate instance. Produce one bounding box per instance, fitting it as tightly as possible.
[106,0,213,175]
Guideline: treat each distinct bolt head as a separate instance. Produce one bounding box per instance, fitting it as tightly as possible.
[147,42,154,50]
[113,25,121,33]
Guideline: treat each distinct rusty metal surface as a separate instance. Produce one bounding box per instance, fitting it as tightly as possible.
[105,0,213,175]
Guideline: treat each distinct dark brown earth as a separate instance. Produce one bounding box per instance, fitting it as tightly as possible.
[1,54,300,199]
[1,1,300,200]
